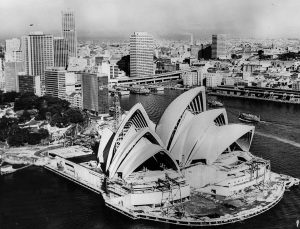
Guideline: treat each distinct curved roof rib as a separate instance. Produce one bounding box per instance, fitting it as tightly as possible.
[156,87,206,149]
[105,103,154,171]
[108,128,165,178]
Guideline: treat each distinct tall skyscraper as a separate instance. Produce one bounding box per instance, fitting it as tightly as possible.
[22,32,54,90]
[130,32,154,77]
[211,34,226,59]
[82,73,109,114]
[54,37,68,68]
[62,9,77,57]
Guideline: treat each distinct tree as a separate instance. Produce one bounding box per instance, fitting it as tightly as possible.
[117,55,130,76]
[19,110,31,123]
[0,117,18,142]
[3,91,20,104]
[64,109,84,124]
[14,94,38,111]
[7,124,29,146]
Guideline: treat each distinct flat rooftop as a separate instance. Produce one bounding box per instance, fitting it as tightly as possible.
[48,145,93,159]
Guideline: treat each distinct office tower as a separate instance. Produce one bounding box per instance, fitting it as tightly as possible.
[45,67,66,98]
[62,9,77,57]
[212,34,226,59]
[190,45,201,60]
[82,73,109,114]
[18,73,37,94]
[5,38,21,62]
[54,37,68,68]
[4,61,24,92]
[22,32,54,89]
[130,32,154,77]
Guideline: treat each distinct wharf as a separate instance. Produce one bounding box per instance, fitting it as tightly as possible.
[209,92,300,104]
[42,146,290,227]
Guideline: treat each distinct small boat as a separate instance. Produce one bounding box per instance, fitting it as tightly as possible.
[238,113,260,123]
[208,100,223,107]
[118,90,130,96]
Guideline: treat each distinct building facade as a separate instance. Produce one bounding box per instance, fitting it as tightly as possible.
[54,37,68,68]
[5,38,21,62]
[62,9,77,57]
[45,67,66,98]
[22,32,54,90]
[18,74,35,94]
[4,61,24,92]
[130,32,154,77]
[82,73,109,114]
[212,34,226,59]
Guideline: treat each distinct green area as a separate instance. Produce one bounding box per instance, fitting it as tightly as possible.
[0,91,86,147]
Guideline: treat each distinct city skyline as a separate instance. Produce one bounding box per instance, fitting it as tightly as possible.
[1,0,300,40]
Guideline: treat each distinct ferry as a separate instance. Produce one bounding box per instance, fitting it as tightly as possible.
[238,112,260,123]
[208,100,223,108]
[130,87,150,95]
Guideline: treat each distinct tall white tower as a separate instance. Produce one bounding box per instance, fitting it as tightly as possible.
[22,32,54,89]
[130,32,154,78]
[62,9,77,57]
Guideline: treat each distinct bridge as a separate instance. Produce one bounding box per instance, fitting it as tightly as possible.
[115,70,190,85]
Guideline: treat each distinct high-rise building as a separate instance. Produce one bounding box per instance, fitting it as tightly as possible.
[45,67,66,98]
[62,9,77,57]
[5,38,21,62]
[54,37,68,68]
[22,32,54,90]
[18,73,36,94]
[4,61,24,92]
[82,73,109,114]
[130,32,154,77]
[212,34,226,59]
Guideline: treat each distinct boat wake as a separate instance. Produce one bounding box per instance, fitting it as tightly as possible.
[256,131,300,148]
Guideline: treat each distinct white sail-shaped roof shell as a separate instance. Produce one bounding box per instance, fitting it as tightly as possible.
[108,128,165,178]
[116,138,168,179]
[167,108,254,166]
[105,103,154,171]
[169,109,228,164]
[97,127,114,163]
[191,124,254,165]
[156,87,206,149]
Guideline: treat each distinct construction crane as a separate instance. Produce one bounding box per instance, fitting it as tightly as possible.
[113,94,122,132]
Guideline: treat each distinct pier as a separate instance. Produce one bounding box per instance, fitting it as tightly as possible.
[209,86,300,104]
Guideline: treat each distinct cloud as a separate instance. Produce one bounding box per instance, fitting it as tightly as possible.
[0,0,299,39]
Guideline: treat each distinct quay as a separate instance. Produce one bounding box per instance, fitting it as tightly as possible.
[209,86,300,104]
[42,145,291,227]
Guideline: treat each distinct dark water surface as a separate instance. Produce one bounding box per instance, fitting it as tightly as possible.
[0,90,299,229]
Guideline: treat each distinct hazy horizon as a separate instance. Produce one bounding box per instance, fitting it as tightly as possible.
[1,0,300,41]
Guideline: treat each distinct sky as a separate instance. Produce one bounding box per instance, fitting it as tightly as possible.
[1,0,300,40]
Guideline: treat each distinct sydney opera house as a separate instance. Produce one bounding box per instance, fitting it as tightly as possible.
[45,86,298,226]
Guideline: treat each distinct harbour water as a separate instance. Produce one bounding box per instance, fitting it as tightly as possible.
[0,89,300,229]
